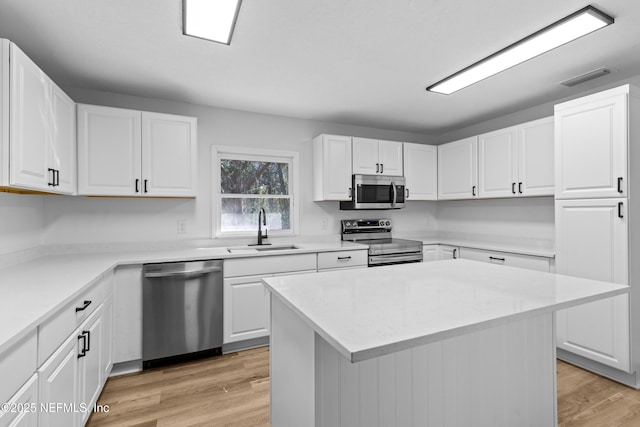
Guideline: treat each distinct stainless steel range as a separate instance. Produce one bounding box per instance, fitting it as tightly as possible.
[341,219,423,266]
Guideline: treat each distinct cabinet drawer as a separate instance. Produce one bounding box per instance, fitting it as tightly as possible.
[0,330,37,405]
[317,250,367,270]
[224,253,317,277]
[0,373,38,427]
[38,273,113,365]
[459,247,550,272]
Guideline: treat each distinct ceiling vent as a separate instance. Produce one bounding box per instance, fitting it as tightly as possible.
[561,68,612,87]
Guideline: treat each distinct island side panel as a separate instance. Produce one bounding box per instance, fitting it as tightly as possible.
[270,295,316,427]
[316,313,557,427]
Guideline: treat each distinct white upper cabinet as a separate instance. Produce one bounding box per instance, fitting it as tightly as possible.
[352,137,403,176]
[6,41,76,194]
[403,142,437,200]
[313,134,352,201]
[478,126,518,198]
[555,198,630,372]
[78,104,197,197]
[141,112,197,197]
[437,136,478,200]
[517,117,554,196]
[478,117,554,198]
[555,86,628,199]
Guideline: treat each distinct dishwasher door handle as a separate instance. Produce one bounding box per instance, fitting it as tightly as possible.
[144,266,222,278]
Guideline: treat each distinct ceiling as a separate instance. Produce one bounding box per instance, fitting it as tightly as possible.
[1,0,639,135]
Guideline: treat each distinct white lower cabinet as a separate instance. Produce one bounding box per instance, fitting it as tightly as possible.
[438,245,459,260]
[317,250,367,270]
[0,374,38,427]
[112,266,142,364]
[422,245,439,262]
[458,247,550,272]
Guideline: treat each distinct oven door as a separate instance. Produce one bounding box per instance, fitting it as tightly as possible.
[368,253,423,266]
[353,175,405,209]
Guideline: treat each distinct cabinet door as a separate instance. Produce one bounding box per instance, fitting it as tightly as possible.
[223,276,271,344]
[78,308,103,426]
[439,245,459,260]
[101,295,113,379]
[141,112,197,197]
[77,105,142,196]
[458,247,550,272]
[555,91,627,199]
[423,245,439,262]
[38,334,79,427]
[517,117,554,197]
[437,137,478,200]
[313,135,352,201]
[555,198,630,372]
[403,143,437,200]
[378,140,403,176]
[478,126,517,198]
[0,374,38,427]
[113,266,142,364]
[352,137,378,175]
[9,43,50,191]
[50,83,76,195]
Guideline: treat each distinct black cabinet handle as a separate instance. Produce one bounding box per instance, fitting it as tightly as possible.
[618,177,623,193]
[48,168,55,186]
[55,169,60,187]
[75,300,92,312]
[135,178,140,193]
[337,256,352,261]
[472,186,476,196]
[78,334,87,358]
[380,163,384,173]
[512,183,516,194]
[406,188,410,199]
[453,248,457,259]
[618,202,624,218]
[144,179,148,193]
[376,163,379,173]
[84,330,91,352]
[348,187,352,199]
[518,182,523,194]
[489,256,506,262]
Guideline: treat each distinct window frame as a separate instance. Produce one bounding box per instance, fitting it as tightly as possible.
[211,145,299,238]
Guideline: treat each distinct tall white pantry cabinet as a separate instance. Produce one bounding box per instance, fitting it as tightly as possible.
[554,84,640,387]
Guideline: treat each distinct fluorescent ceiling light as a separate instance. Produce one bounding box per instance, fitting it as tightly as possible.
[427,5,614,95]
[183,0,242,45]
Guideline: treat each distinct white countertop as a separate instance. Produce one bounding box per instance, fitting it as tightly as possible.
[263,260,627,362]
[0,241,364,355]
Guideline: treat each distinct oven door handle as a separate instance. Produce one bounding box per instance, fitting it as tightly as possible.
[369,252,422,266]
[390,182,397,207]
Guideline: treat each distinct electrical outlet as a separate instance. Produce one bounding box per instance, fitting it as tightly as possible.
[177,219,187,234]
[321,217,328,231]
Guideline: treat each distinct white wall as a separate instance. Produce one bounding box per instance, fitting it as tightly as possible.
[42,88,437,245]
[0,193,44,255]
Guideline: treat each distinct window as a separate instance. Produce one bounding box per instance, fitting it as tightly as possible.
[212,146,299,237]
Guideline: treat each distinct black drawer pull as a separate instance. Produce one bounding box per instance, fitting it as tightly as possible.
[337,256,352,261]
[489,256,506,262]
[48,168,55,186]
[83,330,91,352]
[55,169,60,187]
[75,300,92,312]
[78,334,87,358]
[518,182,523,194]
[376,163,379,173]
[618,202,624,218]
[512,182,516,194]
[135,178,140,193]
[380,163,384,173]
[453,248,457,259]
[472,186,476,196]
[144,179,148,193]
[618,177,623,193]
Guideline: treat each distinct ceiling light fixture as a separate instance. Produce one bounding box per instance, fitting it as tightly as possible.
[183,0,242,45]
[427,5,614,95]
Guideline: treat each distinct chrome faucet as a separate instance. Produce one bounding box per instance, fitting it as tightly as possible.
[255,208,270,246]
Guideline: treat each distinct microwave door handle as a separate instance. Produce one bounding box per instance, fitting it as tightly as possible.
[391,182,396,207]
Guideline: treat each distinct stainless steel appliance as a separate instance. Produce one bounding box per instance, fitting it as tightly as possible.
[341,219,423,266]
[340,174,406,210]
[142,259,223,369]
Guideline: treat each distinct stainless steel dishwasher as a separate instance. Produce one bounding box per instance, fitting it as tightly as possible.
[142,259,223,369]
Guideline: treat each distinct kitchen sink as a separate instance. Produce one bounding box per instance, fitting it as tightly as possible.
[226,245,300,253]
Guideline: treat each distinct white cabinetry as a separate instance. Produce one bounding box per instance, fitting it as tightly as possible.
[555,198,630,372]
[459,247,550,272]
[439,245,459,260]
[112,266,142,365]
[437,137,478,200]
[317,250,367,270]
[313,134,352,201]
[422,244,439,261]
[0,374,38,427]
[555,88,627,199]
[0,330,37,415]
[478,117,554,198]
[2,40,76,194]
[223,254,317,347]
[554,85,638,383]
[403,143,437,200]
[77,105,197,197]
[352,138,403,176]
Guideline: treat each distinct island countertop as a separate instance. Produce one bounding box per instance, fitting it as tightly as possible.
[263,259,629,362]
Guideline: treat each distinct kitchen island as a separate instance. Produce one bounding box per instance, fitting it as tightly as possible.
[263,260,628,427]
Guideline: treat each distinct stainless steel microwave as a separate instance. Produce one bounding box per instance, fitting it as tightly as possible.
[340,175,406,210]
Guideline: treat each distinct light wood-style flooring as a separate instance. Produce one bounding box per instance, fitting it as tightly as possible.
[88,349,640,426]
